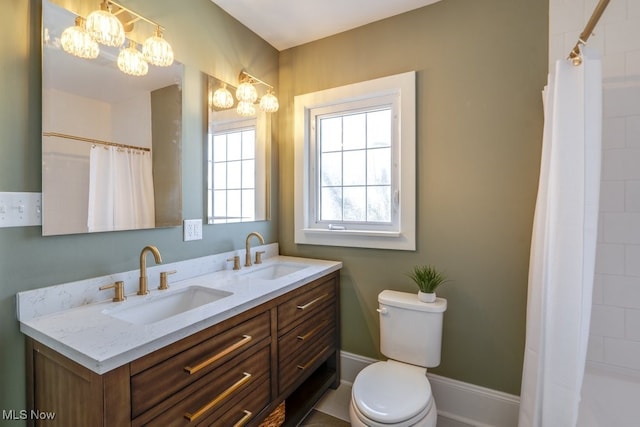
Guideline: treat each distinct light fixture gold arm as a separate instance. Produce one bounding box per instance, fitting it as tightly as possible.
[106,0,166,33]
[239,70,274,90]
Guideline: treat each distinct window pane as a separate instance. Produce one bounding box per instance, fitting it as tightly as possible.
[367,109,391,148]
[343,113,366,150]
[320,117,342,152]
[321,187,342,221]
[321,152,342,186]
[227,133,242,160]
[367,186,391,222]
[343,186,366,221]
[343,150,366,186]
[367,147,391,185]
[207,161,213,190]
[242,159,255,188]
[227,190,242,221]
[213,163,226,190]
[242,130,255,159]
[242,190,255,221]
[213,135,226,161]
[227,161,241,189]
[213,190,227,219]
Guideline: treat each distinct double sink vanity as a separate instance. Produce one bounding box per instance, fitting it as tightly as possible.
[17,241,341,426]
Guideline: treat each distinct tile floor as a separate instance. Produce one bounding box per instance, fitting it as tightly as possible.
[301,383,473,427]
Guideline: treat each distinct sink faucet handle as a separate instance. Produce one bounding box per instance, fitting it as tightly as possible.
[99,281,126,302]
[227,256,241,270]
[159,270,177,290]
[255,251,265,264]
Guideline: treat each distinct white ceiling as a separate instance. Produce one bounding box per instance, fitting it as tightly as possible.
[210,0,443,51]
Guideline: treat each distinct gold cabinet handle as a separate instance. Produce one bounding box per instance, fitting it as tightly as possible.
[233,410,253,427]
[297,346,330,371]
[297,321,327,341]
[296,293,329,310]
[184,335,252,375]
[184,372,252,422]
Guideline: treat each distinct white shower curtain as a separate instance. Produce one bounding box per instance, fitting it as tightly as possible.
[88,146,155,232]
[519,48,602,427]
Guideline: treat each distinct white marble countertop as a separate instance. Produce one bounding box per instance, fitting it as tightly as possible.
[17,244,341,374]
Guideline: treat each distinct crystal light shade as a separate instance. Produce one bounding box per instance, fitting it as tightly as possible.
[61,16,99,59]
[237,101,256,117]
[259,90,279,113]
[85,2,125,47]
[117,41,148,76]
[142,27,174,67]
[211,85,234,109]
[236,82,258,103]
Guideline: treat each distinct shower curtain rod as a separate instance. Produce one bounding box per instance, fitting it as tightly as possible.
[568,0,610,64]
[43,132,151,152]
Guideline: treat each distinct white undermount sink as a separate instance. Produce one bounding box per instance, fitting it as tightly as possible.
[104,286,232,325]
[241,262,308,280]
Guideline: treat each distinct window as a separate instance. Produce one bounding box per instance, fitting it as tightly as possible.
[207,113,265,224]
[294,71,416,250]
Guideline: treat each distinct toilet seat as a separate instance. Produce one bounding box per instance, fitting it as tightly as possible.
[352,360,434,426]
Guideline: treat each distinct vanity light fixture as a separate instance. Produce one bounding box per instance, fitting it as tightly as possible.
[235,71,280,115]
[85,1,125,47]
[117,40,148,76]
[210,84,234,110]
[60,16,100,59]
[61,0,174,76]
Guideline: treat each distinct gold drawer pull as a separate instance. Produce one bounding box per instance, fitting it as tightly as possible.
[297,321,328,341]
[296,346,330,371]
[233,410,253,427]
[184,335,252,375]
[296,293,329,310]
[184,372,252,422]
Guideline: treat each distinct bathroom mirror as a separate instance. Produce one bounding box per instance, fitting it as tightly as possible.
[41,0,183,235]
[206,75,270,224]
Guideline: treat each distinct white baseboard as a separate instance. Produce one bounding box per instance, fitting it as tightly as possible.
[340,351,520,427]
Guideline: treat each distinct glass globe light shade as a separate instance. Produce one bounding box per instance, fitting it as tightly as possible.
[259,90,279,113]
[61,17,100,59]
[85,3,125,47]
[236,101,256,117]
[117,41,148,76]
[236,82,258,103]
[142,27,174,67]
[211,86,234,109]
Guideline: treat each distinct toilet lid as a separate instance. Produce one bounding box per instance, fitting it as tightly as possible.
[352,361,432,424]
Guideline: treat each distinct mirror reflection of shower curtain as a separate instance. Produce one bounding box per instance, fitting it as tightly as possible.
[519,47,602,427]
[87,146,155,232]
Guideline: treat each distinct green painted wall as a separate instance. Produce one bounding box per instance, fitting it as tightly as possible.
[0,0,278,416]
[277,0,547,394]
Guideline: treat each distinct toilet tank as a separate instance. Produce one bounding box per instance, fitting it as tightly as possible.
[378,290,447,368]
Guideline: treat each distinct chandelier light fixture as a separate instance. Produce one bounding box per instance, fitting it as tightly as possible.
[60,16,100,59]
[233,71,280,116]
[60,0,174,76]
[117,41,148,76]
[210,84,234,110]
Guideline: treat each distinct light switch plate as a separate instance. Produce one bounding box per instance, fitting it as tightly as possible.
[183,219,202,241]
[0,192,42,228]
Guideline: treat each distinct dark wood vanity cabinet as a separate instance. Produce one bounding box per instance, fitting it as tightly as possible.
[25,270,340,427]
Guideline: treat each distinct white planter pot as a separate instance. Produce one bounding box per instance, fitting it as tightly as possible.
[418,291,436,303]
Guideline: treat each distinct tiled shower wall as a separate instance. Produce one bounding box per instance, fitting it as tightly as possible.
[550,0,640,374]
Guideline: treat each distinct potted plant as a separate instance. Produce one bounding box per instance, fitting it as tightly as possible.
[406,265,448,303]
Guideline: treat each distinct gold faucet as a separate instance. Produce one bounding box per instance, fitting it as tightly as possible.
[139,245,162,295]
[245,232,265,267]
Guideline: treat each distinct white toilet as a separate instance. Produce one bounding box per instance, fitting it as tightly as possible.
[349,290,447,427]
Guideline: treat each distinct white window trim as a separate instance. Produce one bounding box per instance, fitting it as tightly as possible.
[294,71,416,250]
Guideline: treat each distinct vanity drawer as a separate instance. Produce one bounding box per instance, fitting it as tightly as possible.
[131,311,270,418]
[137,344,270,427]
[278,303,335,363]
[277,276,336,334]
[198,377,270,427]
[278,328,336,394]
